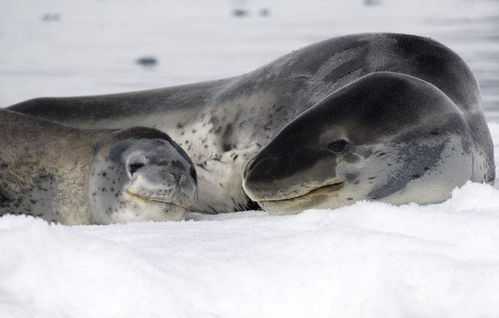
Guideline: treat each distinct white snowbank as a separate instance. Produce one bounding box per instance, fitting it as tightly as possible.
[0,123,498,318]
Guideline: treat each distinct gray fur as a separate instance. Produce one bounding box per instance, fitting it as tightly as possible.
[9,33,495,213]
[0,110,197,224]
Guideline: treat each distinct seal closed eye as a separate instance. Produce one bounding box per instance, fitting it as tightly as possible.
[0,110,197,225]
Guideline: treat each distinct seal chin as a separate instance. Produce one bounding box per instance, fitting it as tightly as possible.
[124,189,190,210]
[254,180,346,214]
[123,189,190,222]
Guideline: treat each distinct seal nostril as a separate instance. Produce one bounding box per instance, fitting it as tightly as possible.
[179,174,188,185]
[167,171,190,185]
[167,172,176,183]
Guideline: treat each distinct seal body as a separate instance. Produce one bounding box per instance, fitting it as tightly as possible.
[10,33,495,213]
[0,110,197,224]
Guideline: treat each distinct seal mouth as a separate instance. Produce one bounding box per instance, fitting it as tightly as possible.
[257,181,345,205]
[124,189,190,210]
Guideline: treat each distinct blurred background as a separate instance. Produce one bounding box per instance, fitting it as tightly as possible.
[1,0,498,119]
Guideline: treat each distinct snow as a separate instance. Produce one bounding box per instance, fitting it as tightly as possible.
[1,185,499,318]
[2,0,499,317]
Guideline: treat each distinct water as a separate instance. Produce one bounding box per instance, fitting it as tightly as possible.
[1,0,498,120]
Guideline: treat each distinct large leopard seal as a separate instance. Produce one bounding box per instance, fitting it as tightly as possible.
[243,71,493,212]
[0,110,197,224]
[9,33,495,214]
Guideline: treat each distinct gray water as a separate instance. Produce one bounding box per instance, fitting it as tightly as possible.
[428,4,499,121]
[0,0,498,120]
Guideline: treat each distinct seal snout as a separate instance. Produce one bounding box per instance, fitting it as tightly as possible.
[166,170,189,185]
[243,143,339,204]
[129,162,197,208]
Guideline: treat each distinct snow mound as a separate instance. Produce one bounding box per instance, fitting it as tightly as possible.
[1,170,499,316]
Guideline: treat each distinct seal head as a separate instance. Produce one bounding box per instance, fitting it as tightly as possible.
[89,128,197,223]
[242,72,486,214]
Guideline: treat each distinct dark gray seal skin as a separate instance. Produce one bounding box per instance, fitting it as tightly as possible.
[243,72,493,212]
[9,33,495,214]
[0,110,197,224]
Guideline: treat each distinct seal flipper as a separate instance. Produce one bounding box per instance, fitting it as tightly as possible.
[194,144,262,213]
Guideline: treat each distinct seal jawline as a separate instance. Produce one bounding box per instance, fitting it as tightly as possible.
[124,189,190,210]
[257,181,345,204]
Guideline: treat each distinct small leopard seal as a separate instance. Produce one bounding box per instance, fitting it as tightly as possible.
[0,110,197,224]
[9,33,495,214]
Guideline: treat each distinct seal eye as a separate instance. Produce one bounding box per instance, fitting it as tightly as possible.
[328,139,350,153]
[128,163,145,176]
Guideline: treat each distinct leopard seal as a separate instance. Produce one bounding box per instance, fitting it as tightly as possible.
[9,33,495,214]
[243,71,493,212]
[0,110,197,224]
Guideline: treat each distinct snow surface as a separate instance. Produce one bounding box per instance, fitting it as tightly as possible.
[2,0,499,317]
